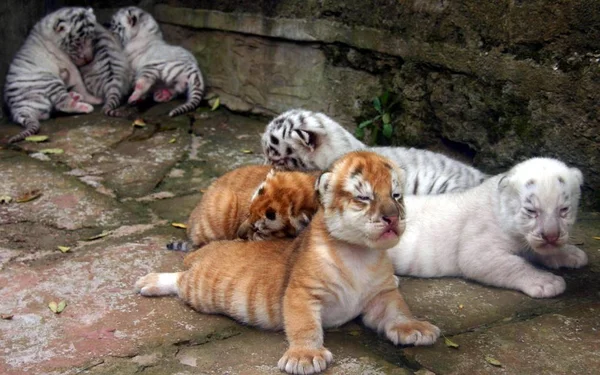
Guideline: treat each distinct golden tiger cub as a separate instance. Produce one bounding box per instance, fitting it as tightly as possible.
[167,165,319,251]
[137,151,440,374]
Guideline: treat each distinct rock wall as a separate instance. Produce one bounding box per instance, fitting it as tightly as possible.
[152,0,600,209]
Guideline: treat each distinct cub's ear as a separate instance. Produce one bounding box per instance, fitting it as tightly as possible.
[86,8,96,22]
[127,10,138,27]
[315,172,332,199]
[291,129,318,151]
[570,167,583,187]
[54,20,67,34]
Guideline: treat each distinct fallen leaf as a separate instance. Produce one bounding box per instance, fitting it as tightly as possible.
[485,356,502,367]
[210,97,220,111]
[25,135,49,142]
[85,230,111,241]
[39,148,64,154]
[169,137,176,144]
[57,246,71,253]
[56,301,67,313]
[1,314,13,320]
[593,236,600,240]
[200,189,207,193]
[444,337,459,349]
[0,195,12,204]
[241,149,253,154]
[132,118,146,127]
[171,222,187,229]
[48,302,58,313]
[16,190,42,203]
[458,304,464,309]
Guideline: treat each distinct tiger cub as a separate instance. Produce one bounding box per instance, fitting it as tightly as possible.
[110,7,205,117]
[262,109,487,194]
[4,7,102,143]
[388,157,587,298]
[167,165,318,252]
[137,151,440,374]
[80,23,131,116]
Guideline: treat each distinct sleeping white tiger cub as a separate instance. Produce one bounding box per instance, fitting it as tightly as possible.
[262,109,487,195]
[387,157,587,298]
[110,7,205,117]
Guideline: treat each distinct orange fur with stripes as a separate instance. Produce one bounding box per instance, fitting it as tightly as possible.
[183,165,319,249]
[136,151,440,374]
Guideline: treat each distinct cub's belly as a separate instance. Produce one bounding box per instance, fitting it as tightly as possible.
[320,293,363,328]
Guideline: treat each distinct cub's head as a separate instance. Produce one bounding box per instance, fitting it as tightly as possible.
[110,7,162,46]
[238,170,319,241]
[262,109,338,171]
[498,157,583,253]
[317,151,406,250]
[40,7,97,66]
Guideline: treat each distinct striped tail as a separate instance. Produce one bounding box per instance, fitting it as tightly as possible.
[166,241,194,252]
[9,116,41,143]
[168,72,204,117]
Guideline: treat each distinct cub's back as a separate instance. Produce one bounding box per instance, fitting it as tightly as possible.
[187,165,271,247]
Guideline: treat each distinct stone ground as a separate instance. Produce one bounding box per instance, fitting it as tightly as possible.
[0,102,599,375]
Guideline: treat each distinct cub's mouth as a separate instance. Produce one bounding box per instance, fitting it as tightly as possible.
[378,225,399,240]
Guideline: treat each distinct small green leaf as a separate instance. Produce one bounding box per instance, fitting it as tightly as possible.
[85,230,111,241]
[39,148,64,154]
[25,135,49,142]
[444,337,459,349]
[485,356,502,367]
[382,112,391,125]
[57,246,71,253]
[382,123,393,138]
[211,97,220,111]
[354,127,365,139]
[240,149,253,154]
[359,120,374,129]
[373,97,382,113]
[56,301,67,313]
[169,138,176,144]
[380,91,390,106]
[48,302,58,313]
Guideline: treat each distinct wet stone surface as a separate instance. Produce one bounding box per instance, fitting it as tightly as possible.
[0,104,599,375]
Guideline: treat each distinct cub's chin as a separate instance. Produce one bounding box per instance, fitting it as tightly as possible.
[368,226,403,250]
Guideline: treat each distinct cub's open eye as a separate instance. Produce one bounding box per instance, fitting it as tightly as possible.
[524,207,538,217]
[355,195,370,202]
[559,207,569,217]
[265,208,276,220]
[392,193,402,199]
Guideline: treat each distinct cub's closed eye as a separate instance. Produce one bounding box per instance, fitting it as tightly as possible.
[524,207,538,216]
[356,196,370,201]
[266,208,276,220]
[560,207,569,215]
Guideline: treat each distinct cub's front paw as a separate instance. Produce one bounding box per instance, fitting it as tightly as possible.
[386,320,440,346]
[537,245,588,269]
[278,347,333,375]
[521,273,566,298]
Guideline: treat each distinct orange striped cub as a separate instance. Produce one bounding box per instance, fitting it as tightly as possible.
[137,151,440,374]
[168,165,319,251]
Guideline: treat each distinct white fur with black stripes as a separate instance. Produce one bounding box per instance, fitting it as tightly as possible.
[110,7,205,117]
[4,7,101,143]
[262,109,487,195]
[80,23,132,116]
[387,157,587,298]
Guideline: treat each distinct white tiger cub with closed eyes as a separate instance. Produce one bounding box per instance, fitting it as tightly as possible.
[262,109,487,195]
[110,7,205,117]
[388,157,587,298]
[80,23,131,117]
[4,7,102,143]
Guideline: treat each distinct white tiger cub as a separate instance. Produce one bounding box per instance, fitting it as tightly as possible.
[262,109,487,195]
[110,7,205,117]
[4,7,102,143]
[387,157,587,298]
[80,23,131,117]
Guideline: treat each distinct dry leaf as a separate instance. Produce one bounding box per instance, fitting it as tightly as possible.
[458,304,464,309]
[485,356,502,367]
[444,337,459,349]
[85,230,111,241]
[57,246,71,253]
[240,149,253,154]
[39,148,64,154]
[169,137,176,144]
[132,118,147,127]
[1,314,13,320]
[56,301,67,313]
[593,236,600,240]
[48,301,58,313]
[0,195,12,204]
[16,190,42,203]
[25,135,49,142]
[171,222,187,229]
[200,189,207,193]
[210,97,220,111]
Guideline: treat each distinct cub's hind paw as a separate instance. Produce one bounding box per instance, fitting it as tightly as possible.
[135,272,179,297]
[386,320,440,346]
[521,273,565,298]
[278,347,333,375]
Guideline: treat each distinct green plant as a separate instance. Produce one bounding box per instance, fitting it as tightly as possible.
[355,91,399,144]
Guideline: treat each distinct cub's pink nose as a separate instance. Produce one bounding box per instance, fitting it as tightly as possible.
[382,216,398,227]
[542,231,559,244]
